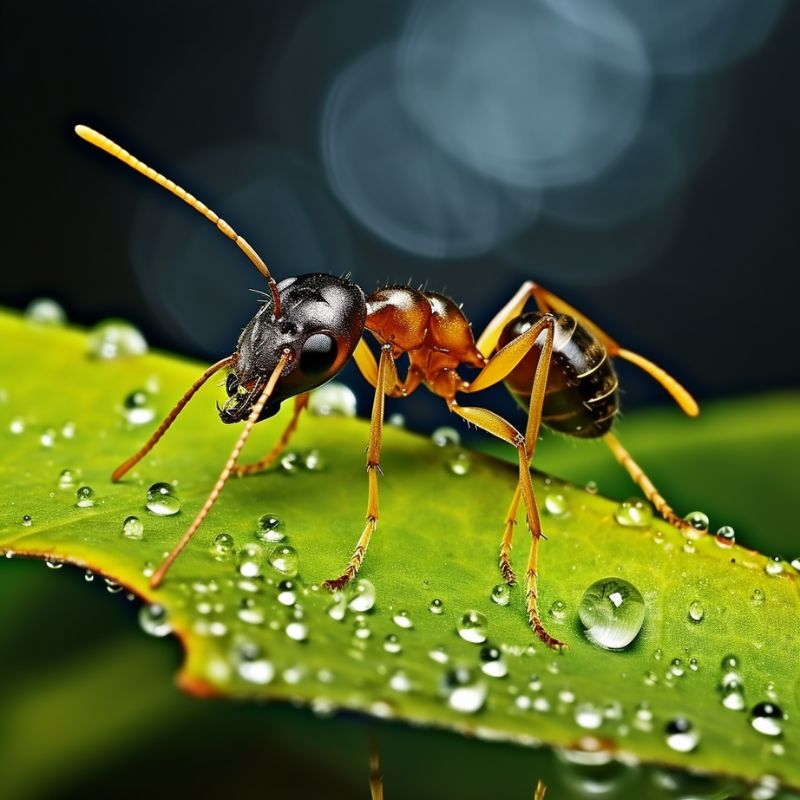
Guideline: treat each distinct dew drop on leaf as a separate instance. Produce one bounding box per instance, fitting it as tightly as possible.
[715,525,736,548]
[443,667,486,713]
[87,319,148,360]
[122,389,156,426]
[751,702,784,736]
[446,450,472,476]
[139,604,172,637]
[457,610,488,644]
[431,426,460,447]
[145,482,180,516]
[688,600,704,623]
[75,485,95,508]
[307,382,357,417]
[255,513,285,543]
[614,499,652,528]
[348,578,376,613]
[491,583,510,606]
[268,544,298,576]
[665,717,699,752]
[429,598,444,615]
[211,532,235,560]
[25,298,66,326]
[121,515,144,540]
[578,577,645,650]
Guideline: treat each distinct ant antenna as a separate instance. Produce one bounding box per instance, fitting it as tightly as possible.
[74,125,283,318]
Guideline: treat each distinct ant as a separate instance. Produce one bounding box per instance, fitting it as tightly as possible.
[76,125,699,649]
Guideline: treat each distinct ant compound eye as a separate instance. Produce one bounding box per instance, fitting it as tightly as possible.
[226,372,239,395]
[299,333,338,376]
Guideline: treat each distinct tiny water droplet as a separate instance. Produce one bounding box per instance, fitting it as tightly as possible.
[688,600,704,623]
[45,558,63,569]
[491,584,510,606]
[9,416,25,434]
[528,675,542,692]
[446,450,472,476]
[58,469,76,489]
[614,498,652,528]
[479,646,508,678]
[233,641,274,685]
[348,578,376,612]
[689,657,699,672]
[715,525,736,548]
[751,702,784,736]
[669,658,685,678]
[25,298,66,325]
[544,492,568,516]
[276,580,298,607]
[533,697,551,713]
[722,680,746,711]
[269,544,298,576]
[75,485,95,508]
[665,718,699,752]
[386,413,405,428]
[575,703,603,730]
[353,617,371,639]
[383,633,402,654]
[585,480,598,494]
[211,532,235,560]
[303,449,325,471]
[308,382,357,417]
[142,561,155,578]
[121,389,156,426]
[579,577,645,650]
[443,667,487,713]
[751,588,766,607]
[61,420,76,439]
[139,604,172,637]
[105,578,122,593]
[431,426,460,447]
[285,621,309,642]
[121,515,144,540]
[457,610,488,644]
[236,544,263,577]
[429,645,449,664]
[255,513,285,543]
[765,556,783,576]
[279,451,299,474]
[87,319,148,360]
[22,514,32,527]
[237,598,265,625]
[791,557,800,571]
[84,569,94,582]
[392,610,413,629]
[39,428,56,448]
[145,482,180,516]
[684,510,709,534]
[429,598,444,615]
[549,599,567,622]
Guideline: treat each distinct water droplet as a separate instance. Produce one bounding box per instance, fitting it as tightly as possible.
[25,298,66,325]
[389,670,412,692]
[383,634,402,654]
[285,620,309,642]
[84,569,94,582]
[544,492,568,516]
[353,617,371,639]
[457,610,488,643]
[233,641,274,685]
[254,513,285,543]
[75,485,95,508]
[45,558,63,569]
[236,544,263,578]
[574,703,603,730]
[210,532,235,560]
[665,718,699,752]
[303,449,325,471]
[669,658,685,678]
[684,510,709,534]
[479,646,508,678]
[238,598,265,625]
[21,514,32,527]
[39,428,56,448]
[392,610,413,629]
[443,667,487,713]
[429,598,444,615]
[386,413,405,428]
[688,600,704,623]
[549,599,567,622]
[268,544,298,576]
[533,697,551,713]
[279,451,299,474]
[348,578,376,612]
[578,577,645,650]
[142,561,155,578]
[122,389,156,425]
[765,556,783,576]
[715,525,736,548]
[58,468,76,489]
[528,675,542,692]
[614,498,652,528]
[431,426,460,447]
[491,583,510,606]
[751,588,766,607]
[61,420,76,439]
[145,482,180,516]
[9,416,25,434]
[308,382,357,417]
[722,680,746,711]
[121,515,144,540]
[87,319,148,360]
[791,557,800,572]
[429,645,449,664]
[446,450,472,476]
[105,578,122,593]
[273,580,296,607]
[689,657,699,672]
[751,702,784,736]
[139,604,172,637]
[585,480,599,494]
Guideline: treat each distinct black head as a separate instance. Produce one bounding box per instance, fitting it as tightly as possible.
[219,274,366,424]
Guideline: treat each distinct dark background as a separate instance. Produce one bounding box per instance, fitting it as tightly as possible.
[2,0,798,436]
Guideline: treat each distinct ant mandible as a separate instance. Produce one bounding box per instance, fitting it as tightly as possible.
[76,125,699,650]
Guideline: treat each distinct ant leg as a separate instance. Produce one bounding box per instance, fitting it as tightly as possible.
[604,432,694,534]
[323,345,398,591]
[369,739,384,800]
[233,393,309,476]
[112,357,233,482]
[150,353,290,589]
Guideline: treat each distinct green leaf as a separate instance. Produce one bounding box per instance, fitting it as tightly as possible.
[1,309,798,790]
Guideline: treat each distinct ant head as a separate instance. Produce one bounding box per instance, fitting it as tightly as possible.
[219,274,366,423]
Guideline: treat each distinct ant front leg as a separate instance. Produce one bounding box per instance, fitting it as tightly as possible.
[323,344,398,591]
[233,393,309,477]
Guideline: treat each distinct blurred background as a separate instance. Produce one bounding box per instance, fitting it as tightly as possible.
[2,1,799,798]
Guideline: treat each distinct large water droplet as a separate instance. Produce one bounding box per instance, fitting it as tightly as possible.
[121,515,144,540]
[75,485,95,508]
[491,584,510,606]
[665,718,699,752]
[348,578,376,612]
[457,610,488,643]
[751,702,784,736]
[255,513,285,543]
[122,389,156,426]
[684,510,709,534]
[614,499,652,528]
[308,382,357,417]
[431,426,460,447]
[443,667,487,713]
[268,545,298,576]
[87,319,148,360]
[139,604,172,637]
[145,482,181,516]
[578,577,645,650]
[25,298,66,325]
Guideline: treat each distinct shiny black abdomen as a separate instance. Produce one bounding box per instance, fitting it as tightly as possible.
[497,312,619,438]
